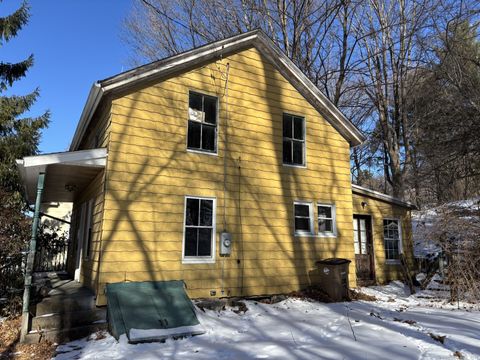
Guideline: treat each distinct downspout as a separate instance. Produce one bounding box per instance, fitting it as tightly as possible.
[20,172,45,342]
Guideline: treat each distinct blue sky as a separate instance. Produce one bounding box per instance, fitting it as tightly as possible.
[2,0,132,153]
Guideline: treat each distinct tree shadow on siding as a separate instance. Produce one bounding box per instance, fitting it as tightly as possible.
[97,93,190,295]
[94,49,354,305]
[230,51,348,296]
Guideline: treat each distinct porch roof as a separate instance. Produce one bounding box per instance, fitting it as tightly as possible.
[16,148,107,204]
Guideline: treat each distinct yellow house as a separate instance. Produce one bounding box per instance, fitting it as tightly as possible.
[17,30,415,307]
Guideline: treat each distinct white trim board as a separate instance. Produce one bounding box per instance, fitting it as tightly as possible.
[352,184,416,210]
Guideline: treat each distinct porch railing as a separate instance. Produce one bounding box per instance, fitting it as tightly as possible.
[34,239,69,272]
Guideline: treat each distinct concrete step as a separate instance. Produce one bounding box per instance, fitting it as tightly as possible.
[24,322,108,344]
[32,308,106,331]
[35,294,95,316]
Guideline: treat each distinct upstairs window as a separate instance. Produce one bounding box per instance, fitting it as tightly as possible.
[184,197,215,262]
[383,219,402,261]
[294,202,313,235]
[283,113,305,166]
[318,204,336,236]
[187,92,217,153]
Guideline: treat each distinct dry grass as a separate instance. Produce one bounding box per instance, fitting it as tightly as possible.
[349,289,378,302]
[289,286,337,303]
[0,317,56,360]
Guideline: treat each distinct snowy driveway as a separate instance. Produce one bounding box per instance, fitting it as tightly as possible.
[55,282,480,360]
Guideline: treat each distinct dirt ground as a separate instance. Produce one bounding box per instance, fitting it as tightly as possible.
[0,317,56,360]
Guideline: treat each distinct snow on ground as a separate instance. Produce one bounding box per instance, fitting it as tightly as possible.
[412,197,480,260]
[54,282,480,360]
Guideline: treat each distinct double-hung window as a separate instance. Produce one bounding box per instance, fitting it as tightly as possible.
[183,197,215,263]
[318,204,336,236]
[283,113,305,166]
[383,219,402,261]
[294,202,313,235]
[187,92,217,153]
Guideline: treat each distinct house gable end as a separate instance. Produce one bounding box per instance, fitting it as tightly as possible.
[70,30,364,151]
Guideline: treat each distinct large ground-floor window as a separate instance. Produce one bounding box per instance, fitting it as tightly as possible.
[383,219,402,261]
[183,196,216,263]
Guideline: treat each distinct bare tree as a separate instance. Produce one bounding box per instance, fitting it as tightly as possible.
[424,201,480,302]
[123,0,377,179]
[353,0,440,198]
[122,0,480,200]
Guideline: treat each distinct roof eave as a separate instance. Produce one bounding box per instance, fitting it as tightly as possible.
[352,184,417,210]
[69,29,366,150]
[69,83,104,151]
[254,32,365,146]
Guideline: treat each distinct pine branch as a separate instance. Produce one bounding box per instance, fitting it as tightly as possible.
[0,55,34,91]
[0,1,30,45]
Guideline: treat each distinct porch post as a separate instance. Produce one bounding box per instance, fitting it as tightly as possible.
[20,172,45,342]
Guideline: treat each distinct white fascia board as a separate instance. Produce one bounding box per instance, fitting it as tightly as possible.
[101,33,259,93]
[254,33,365,146]
[352,184,416,209]
[69,32,259,152]
[21,148,107,168]
[68,29,365,151]
[69,84,104,151]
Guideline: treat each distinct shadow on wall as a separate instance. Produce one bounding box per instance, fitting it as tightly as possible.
[89,49,354,301]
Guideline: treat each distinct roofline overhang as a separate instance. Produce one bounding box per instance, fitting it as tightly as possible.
[352,184,417,210]
[69,30,366,152]
[16,148,108,204]
[17,148,107,169]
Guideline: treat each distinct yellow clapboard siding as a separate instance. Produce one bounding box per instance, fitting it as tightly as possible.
[71,45,413,305]
[107,128,349,160]
[119,85,346,140]
[106,148,349,177]
[110,104,347,147]
[352,192,413,283]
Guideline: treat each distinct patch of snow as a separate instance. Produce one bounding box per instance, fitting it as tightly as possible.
[449,198,480,209]
[54,283,480,360]
[36,313,57,318]
[128,324,205,343]
[412,197,480,260]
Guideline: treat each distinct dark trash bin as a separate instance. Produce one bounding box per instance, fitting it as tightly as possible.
[315,258,351,301]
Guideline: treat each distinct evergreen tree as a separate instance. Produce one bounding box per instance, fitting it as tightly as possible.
[0,1,50,314]
[0,1,49,197]
[411,21,480,204]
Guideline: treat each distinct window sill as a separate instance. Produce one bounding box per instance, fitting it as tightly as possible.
[317,232,337,238]
[294,233,315,237]
[385,259,401,265]
[182,258,216,264]
[187,149,218,157]
[283,163,307,169]
[294,233,337,238]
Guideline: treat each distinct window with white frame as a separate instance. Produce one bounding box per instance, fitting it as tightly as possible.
[187,92,217,153]
[283,113,305,166]
[294,202,313,234]
[184,197,215,261]
[383,219,402,260]
[318,204,336,236]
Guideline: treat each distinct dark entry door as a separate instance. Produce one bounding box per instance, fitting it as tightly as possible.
[353,215,375,285]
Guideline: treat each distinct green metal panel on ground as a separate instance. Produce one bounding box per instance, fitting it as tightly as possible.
[106,280,205,343]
